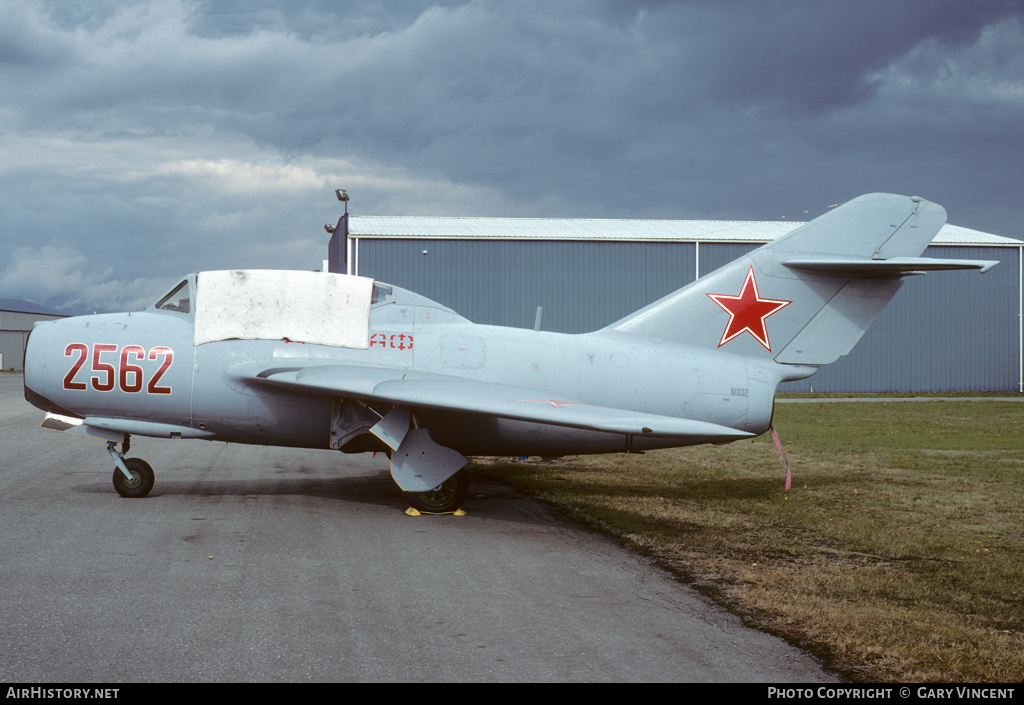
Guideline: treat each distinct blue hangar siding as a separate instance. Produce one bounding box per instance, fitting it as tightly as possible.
[337,237,1021,393]
[0,304,68,371]
[356,239,696,333]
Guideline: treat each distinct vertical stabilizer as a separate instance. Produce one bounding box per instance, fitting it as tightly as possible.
[605,194,994,366]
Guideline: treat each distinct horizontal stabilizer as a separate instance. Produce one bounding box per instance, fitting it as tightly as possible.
[783,256,998,277]
[241,364,753,442]
[605,193,997,366]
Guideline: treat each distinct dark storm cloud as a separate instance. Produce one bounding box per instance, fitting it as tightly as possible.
[628,0,1022,112]
[1,0,1022,312]
[189,0,469,39]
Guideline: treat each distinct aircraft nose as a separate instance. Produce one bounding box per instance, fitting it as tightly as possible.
[23,319,73,415]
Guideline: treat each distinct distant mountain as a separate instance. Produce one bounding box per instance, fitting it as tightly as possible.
[0,298,71,317]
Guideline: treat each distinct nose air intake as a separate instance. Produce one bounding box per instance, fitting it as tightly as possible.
[22,323,70,416]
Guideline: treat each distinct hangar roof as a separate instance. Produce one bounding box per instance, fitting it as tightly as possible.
[349,216,1021,247]
[0,298,67,316]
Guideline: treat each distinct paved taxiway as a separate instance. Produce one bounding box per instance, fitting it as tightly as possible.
[1,373,836,682]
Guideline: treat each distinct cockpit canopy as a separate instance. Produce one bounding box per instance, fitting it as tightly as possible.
[155,279,191,314]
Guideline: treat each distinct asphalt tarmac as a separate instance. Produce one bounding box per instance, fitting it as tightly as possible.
[0,373,836,683]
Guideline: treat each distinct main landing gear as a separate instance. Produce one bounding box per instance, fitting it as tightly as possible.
[403,468,469,514]
[335,402,471,514]
[107,439,154,498]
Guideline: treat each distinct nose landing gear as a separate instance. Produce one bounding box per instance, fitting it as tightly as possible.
[107,439,155,498]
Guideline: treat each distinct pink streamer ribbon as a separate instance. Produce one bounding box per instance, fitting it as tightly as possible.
[771,426,791,491]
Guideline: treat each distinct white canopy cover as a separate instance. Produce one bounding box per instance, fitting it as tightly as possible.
[194,270,373,349]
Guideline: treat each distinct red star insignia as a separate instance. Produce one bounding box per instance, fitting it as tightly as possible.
[707,266,791,351]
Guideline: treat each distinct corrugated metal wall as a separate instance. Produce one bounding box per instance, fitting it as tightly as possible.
[354,238,1021,392]
[0,331,28,370]
[357,239,696,333]
[0,311,65,371]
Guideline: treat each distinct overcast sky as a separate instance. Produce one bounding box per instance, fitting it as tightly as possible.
[2,0,1022,313]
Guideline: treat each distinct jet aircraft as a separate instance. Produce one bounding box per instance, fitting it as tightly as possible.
[23,193,996,513]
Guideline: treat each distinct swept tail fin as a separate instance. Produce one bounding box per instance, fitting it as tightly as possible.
[606,193,996,366]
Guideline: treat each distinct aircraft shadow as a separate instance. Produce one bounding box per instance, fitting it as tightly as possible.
[69,471,536,521]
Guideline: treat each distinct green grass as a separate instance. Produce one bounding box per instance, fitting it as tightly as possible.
[776,391,1024,398]
[476,401,1024,682]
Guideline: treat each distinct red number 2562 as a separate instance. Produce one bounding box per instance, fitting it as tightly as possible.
[63,343,174,395]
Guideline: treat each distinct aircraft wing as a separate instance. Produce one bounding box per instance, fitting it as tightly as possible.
[236,364,753,441]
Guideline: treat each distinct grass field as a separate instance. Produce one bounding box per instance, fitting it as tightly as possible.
[476,400,1024,683]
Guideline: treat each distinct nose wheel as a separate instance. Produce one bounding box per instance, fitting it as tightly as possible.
[112,458,155,498]
[107,440,155,498]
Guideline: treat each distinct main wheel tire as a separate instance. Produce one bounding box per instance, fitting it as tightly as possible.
[112,458,154,498]
[405,469,468,513]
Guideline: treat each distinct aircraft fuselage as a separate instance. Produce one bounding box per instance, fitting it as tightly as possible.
[24,296,783,458]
